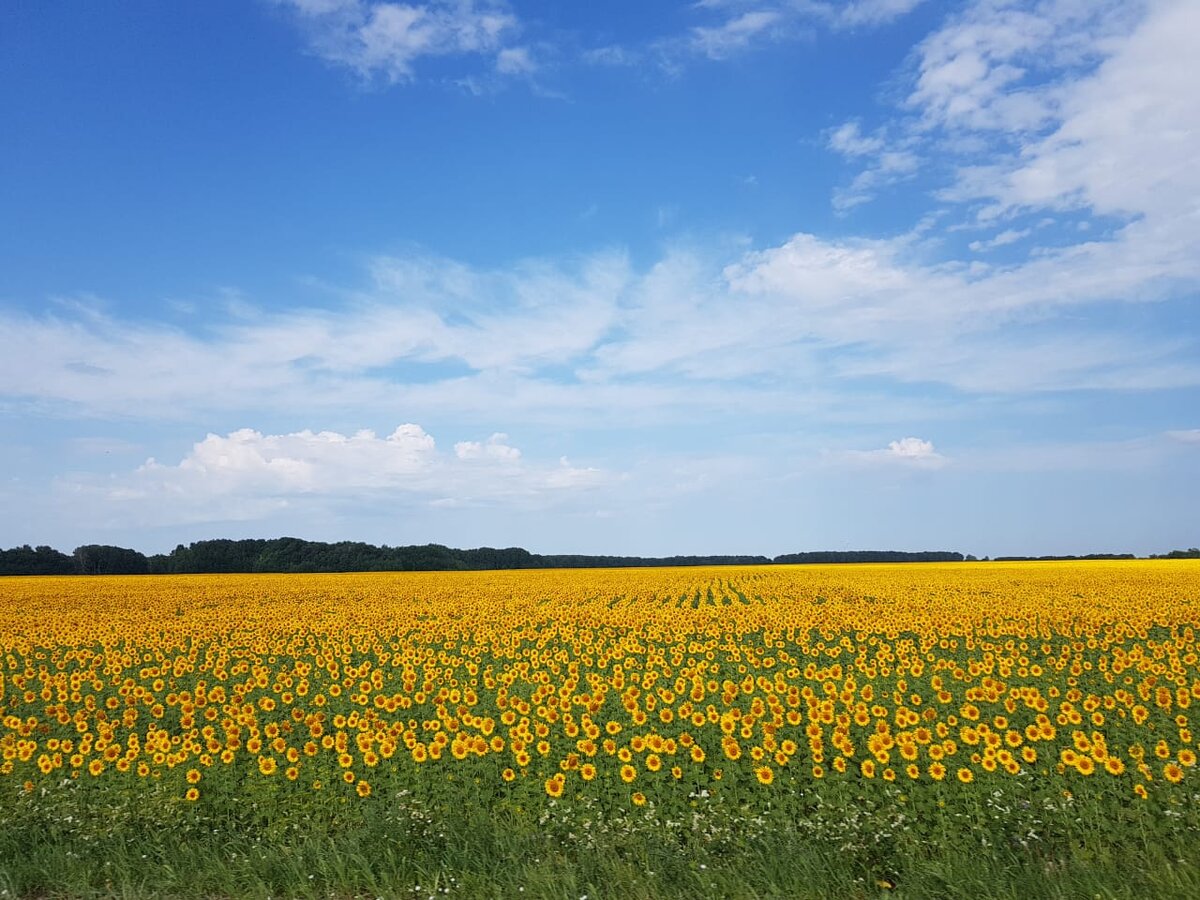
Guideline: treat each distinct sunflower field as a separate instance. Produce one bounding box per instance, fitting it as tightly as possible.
[2,561,1200,898]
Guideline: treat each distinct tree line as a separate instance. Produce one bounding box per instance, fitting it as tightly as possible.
[3,539,1193,576]
[1,539,968,575]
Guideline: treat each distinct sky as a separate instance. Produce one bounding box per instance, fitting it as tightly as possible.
[1,0,1198,558]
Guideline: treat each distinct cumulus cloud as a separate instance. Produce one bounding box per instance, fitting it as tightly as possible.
[454,432,521,460]
[275,0,519,82]
[846,436,948,468]
[89,425,606,524]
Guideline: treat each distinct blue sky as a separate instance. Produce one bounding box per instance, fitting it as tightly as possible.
[2,0,1198,557]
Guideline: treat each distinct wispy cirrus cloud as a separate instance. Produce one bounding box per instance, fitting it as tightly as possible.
[824,0,1196,233]
[274,0,519,82]
[688,10,785,60]
[581,0,926,72]
[4,141,1200,433]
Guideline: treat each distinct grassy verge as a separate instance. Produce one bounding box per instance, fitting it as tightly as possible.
[3,777,1200,899]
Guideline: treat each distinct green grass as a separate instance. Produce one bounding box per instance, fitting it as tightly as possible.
[4,776,1200,899]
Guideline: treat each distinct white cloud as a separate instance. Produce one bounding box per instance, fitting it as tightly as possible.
[1167,429,1200,445]
[5,196,1200,431]
[455,432,521,460]
[90,424,606,524]
[581,45,637,67]
[689,10,783,60]
[831,1,1184,219]
[968,228,1030,252]
[844,436,947,468]
[11,4,1200,429]
[832,149,921,212]
[828,121,885,157]
[826,120,922,210]
[837,0,927,28]
[905,0,1140,135]
[495,45,536,75]
[887,436,938,459]
[941,0,1200,226]
[276,0,518,82]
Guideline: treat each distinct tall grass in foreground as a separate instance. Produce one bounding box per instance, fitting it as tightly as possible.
[3,772,1200,898]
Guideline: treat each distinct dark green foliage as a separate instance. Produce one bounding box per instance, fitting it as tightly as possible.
[0,544,76,575]
[73,544,150,575]
[773,550,965,564]
[4,539,1195,575]
[993,553,1136,561]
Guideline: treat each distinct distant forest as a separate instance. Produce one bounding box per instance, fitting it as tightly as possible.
[0,539,1194,576]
